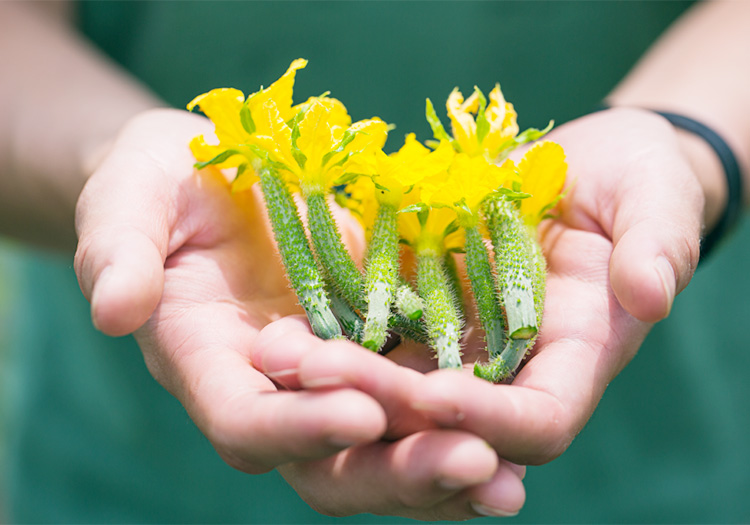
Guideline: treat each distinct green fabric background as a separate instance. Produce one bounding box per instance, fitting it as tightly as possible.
[4,1,749,523]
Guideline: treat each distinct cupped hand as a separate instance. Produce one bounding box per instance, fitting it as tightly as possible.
[409,107,705,465]
[74,108,525,519]
[256,107,704,467]
[412,107,703,464]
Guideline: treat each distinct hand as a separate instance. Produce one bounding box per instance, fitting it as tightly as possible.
[255,107,704,467]
[410,107,705,465]
[74,108,526,519]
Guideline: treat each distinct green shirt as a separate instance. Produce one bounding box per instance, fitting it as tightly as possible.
[7,1,748,523]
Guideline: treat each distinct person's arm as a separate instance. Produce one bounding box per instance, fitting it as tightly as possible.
[0,1,160,249]
[608,0,750,226]
[2,2,525,518]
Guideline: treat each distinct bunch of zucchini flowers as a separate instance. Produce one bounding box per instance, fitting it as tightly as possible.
[188,59,566,383]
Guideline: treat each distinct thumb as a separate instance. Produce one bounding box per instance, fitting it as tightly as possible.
[75,220,166,337]
[609,161,703,323]
[74,109,206,336]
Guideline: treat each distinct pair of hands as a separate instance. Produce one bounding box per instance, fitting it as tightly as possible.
[74,106,702,520]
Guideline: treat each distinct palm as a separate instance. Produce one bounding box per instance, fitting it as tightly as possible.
[137,169,300,373]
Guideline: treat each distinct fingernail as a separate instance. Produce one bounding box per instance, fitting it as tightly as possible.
[264,368,299,383]
[655,256,676,317]
[410,400,464,425]
[302,376,349,389]
[471,502,519,518]
[90,266,113,331]
[508,463,527,480]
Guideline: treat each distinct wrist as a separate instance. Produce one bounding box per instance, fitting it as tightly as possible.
[672,126,726,238]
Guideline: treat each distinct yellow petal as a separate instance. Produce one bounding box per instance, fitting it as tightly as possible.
[518,141,567,225]
[294,96,352,132]
[400,206,463,252]
[187,88,248,146]
[483,84,519,158]
[397,137,455,187]
[344,117,388,157]
[188,135,245,169]
[343,149,380,178]
[249,58,308,122]
[396,188,423,245]
[231,168,260,193]
[372,135,453,208]
[425,153,515,216]
[252,99,298,177]
[446,88,478,155]
[296,99,338,187]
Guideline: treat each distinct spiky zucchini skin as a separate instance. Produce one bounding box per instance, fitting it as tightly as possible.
[361,203,400,351]
[463,223,505,357]
[485,198,538,341]
[394,281,424,320]
[259,168,341,340]
[416,243,463,369]
[473,197,547,382]
[306,190,366,311]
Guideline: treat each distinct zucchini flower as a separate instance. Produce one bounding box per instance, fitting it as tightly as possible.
[426,84,552,163]
[476,141,567,382]
[187,58,308,189]
[276,96,387,316]
[377,138,478,369]
[446,85,518,159]
[187,59,344,340]
[343,135,454,350]
[263,96,388,196]
[421,153,518,361]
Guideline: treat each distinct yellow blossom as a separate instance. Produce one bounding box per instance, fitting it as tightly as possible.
[187,59,308,183]
[341,134,455,242]
[187,88,249,170]
[352,134,454,207]
[261,97,388,194]
[420,153,518,226]
[399,200,464,254]
[446,84,519,159]
[515,141,567,226]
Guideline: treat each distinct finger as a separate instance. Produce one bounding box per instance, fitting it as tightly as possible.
[248,315,316,389]
[608,169,702,322]
[252,323,436,438]
[74,109,210,336]
[75,222,167,336]
[281,430,526,520]
[140,309,387,474]
[411,370,567,464]
[463,459,526,518]
[410,332,650,466]
[599,110,702,322]
[553,108,703,323]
